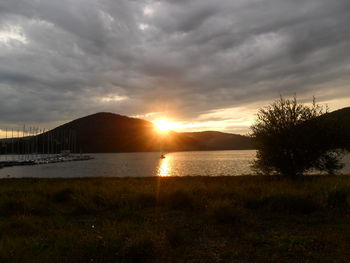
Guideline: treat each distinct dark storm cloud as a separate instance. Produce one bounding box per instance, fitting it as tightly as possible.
[0,0,350,131]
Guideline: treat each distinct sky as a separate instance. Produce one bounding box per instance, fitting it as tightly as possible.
[0,0,350,136]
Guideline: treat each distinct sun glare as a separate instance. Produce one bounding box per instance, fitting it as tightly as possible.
[154,119,177,133]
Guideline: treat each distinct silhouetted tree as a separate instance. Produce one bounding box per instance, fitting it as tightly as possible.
[251,96,345,177]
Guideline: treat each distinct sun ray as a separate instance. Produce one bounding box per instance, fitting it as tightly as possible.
[154,119,178,133]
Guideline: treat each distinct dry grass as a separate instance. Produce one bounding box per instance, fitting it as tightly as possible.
[0,175,350,262]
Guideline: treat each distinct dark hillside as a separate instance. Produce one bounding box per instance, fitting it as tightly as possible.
[49,112,200,153]
[0,112,255,153]
[48,113,254,153]
[324,107,350,150]
[186,131,254,150]
[2,107,348,153]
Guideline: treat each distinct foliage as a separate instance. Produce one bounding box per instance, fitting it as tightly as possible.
[251,96,345,176]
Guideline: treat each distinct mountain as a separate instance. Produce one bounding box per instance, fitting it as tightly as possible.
[299,106,350,152]
[46,112,194,153]
[322,107,350,150]
[46,112,254,153]
[2,107,348,154]
[43,107,348,153]
[186,131,254,150]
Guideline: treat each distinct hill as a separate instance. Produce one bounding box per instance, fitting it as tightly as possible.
[45,113,196,153]
[2,106,349,154]
[45,112,254,153]
[186,131,253,150]
[0,113,200,154]
[294,106,350,153]
[323,107,350,150]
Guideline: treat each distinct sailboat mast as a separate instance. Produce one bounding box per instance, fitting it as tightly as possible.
[17,129,20,160]
[22,125,25,160]
[11,128,14,161]
[5,128,7,161]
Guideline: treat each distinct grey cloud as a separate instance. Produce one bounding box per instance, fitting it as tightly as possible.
[0,0,349,132]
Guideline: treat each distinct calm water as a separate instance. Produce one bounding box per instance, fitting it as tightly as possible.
[0,150,349,178]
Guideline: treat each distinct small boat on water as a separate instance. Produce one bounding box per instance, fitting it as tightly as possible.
[160,154,166,159]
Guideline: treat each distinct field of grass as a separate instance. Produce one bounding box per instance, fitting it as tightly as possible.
[0,176,350,263]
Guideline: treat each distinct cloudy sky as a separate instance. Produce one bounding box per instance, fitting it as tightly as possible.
[0,0,350,135]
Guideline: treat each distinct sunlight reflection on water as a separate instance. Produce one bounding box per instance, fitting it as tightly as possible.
[0,150,349,178]
[158,156,171,177]
[156,150,256,177]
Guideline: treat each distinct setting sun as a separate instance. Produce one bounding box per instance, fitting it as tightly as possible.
[154,119,177,133]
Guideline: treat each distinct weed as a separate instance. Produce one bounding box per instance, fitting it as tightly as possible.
[207,200,241,224]
[245,194,320,214]
[51,188,75,203]
[122,236,157,263]
[327,188,350,210]
[162,190,194,211]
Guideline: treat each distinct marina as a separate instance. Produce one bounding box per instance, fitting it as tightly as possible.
[0,154,93,169]
[0,125,93,169]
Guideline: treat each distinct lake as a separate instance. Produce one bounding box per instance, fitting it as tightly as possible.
[0,150,349,178]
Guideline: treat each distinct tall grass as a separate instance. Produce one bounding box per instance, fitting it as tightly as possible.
[0,176,349,262]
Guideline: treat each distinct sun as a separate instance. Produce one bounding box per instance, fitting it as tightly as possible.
[154,119,177,133]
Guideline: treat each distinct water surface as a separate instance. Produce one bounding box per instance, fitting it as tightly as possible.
[0,150,349,178]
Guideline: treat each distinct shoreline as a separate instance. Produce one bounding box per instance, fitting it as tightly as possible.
[0,173,349,180]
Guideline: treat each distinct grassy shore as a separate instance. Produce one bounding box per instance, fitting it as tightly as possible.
[1,176,350,263]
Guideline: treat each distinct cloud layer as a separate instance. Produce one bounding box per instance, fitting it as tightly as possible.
[0,0,350,133]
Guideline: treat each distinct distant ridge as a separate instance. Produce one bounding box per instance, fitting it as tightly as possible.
[186,131,253,150]
[49,112,255,153]
[43,106,350,153]
[323,107,350,150]
[2,107,349,153]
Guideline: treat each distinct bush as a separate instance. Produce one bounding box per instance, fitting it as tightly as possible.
[251,96,345,177]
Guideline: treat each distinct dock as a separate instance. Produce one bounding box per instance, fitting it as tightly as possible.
[0,155,93,169]
[0,125,92,169]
